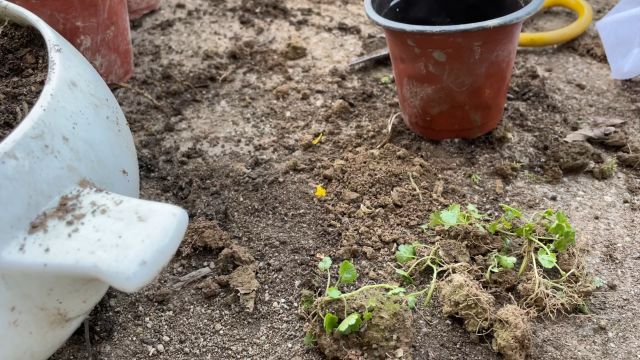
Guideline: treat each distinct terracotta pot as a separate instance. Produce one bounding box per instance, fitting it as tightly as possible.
[11,0,134,84]
[128,0,161,20]
[365,0,544,140]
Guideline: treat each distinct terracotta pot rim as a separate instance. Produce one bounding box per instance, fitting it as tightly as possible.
[365,0,544,33]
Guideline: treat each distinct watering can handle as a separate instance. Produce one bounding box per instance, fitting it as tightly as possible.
[0,185,188,292]
[519,0,594,47]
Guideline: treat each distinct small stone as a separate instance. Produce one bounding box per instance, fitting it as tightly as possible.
[322,168,335,180]
[162,336,170,342]
[284,158,301,172]
[598,320,608,330]
[298,134,314,150]
[341,190,360,203]
[273,84,291,98]
[157,344,165,353]
[550,194,558,201]
[330,99,351,117]
[391,188,403,207]
[283,42,307,61]
[495,179,504,195]
[214,323,223,331]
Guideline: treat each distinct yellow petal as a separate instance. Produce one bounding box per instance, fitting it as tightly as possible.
[315,185,327,198]
[311,132,324,145]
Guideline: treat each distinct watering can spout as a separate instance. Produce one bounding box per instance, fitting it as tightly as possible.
[0,185,188,292]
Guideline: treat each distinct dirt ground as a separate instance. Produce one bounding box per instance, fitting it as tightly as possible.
[51,0,640,359]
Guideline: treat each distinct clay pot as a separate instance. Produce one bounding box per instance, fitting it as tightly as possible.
[11,0,134,84]
[365,0,544,140]
[128,0,161,20]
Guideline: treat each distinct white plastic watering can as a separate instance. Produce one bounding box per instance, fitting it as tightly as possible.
[0,2,188,359]
[596,0,640,79]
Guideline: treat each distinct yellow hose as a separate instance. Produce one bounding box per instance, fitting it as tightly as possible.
[519,0,593,47]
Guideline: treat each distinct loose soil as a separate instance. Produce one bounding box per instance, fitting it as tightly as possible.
[0,21,47,142]
[51,0,640,359]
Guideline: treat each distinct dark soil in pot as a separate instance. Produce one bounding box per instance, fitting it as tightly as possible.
[0,21,47,142]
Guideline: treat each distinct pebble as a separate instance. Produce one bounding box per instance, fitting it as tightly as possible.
[330,99,351,117]
[341,190,361,203]
[322,168,335,180]
[598,320,608,330]
[214,323,223,331]
[273,84,291,98]
[162,336,170,342]
[157,344,165,353]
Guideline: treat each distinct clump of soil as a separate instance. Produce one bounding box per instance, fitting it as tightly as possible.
[548,142,594,175]
[180,220,260,312]
[180,218,231,254]
[440,225,503,257]
[282,42,308,61]
[516,266,594,316]
[439,273,495,333]
[227,263,259,312]
[489,268,519,290]
[438,239,471,264]
[491,305,532,360]
[312,289,413,360]
[0,21,47,142]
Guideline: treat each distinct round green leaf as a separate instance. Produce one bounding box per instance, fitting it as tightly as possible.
[496,255,517,269]
[395,244,416,264]
[440,204,461,226]
[323,313,339,333]
[318,257,332,271]
[326,287,342,299]
[407,295,417,310]
[387,287,406,296]
[537,248,557,269]
[363,311,373,321]
[337,313,362,335]
[395,268,414,284]
[339,260,358,284]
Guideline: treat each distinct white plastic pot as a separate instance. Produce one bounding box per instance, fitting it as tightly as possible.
[0,2,188,359]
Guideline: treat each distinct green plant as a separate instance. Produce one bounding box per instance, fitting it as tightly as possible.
[380,74,394,85]
[470,173,481,185]
[307,250,450,342]
[424,203,588,316]
[593,158,617,180]
[305,204,590,350]
[424,204,484,230]
[303,331,316,346]
[485,205,575,276]
[485,252,517,280]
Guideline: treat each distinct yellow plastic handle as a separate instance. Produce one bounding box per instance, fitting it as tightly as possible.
[519,0,593,47]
